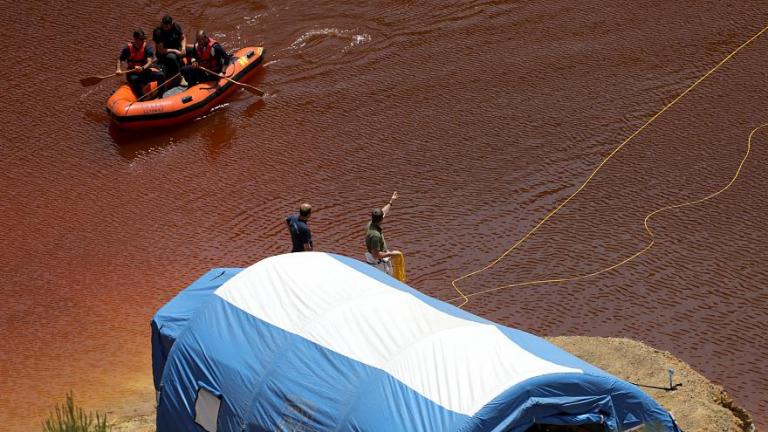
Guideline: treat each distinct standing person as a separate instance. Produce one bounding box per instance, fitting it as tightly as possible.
[117,28,164,98]
[153,15,186,85]
[181,30,230,86]
[365,192,400,274]
[286,203,313,252]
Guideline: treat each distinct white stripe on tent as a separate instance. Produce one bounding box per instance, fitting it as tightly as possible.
[215,253,581,416]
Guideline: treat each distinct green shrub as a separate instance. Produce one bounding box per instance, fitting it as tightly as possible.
[42,392,110,432]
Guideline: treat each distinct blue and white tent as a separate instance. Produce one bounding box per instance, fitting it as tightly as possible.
[151,252,679,432]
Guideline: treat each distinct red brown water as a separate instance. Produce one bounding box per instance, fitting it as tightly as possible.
[2,1,767,430]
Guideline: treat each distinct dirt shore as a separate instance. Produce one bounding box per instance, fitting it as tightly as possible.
[547,337,754,432]
[110,337,754,432]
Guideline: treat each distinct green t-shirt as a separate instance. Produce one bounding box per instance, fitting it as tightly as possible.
[365,222,387,253]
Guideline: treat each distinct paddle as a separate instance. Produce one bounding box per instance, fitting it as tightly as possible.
[80,60,160,87]
[80,71,128,87]
[197,65,265,96]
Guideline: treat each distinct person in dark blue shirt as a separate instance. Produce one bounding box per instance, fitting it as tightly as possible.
[117,28,165,98]
[286,203,313,252]
[181,30,230,86]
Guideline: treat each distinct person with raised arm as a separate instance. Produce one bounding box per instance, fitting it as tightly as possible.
[364,191,400,275]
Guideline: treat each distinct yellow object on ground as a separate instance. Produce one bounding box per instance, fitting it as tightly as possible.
[391,251,406,282]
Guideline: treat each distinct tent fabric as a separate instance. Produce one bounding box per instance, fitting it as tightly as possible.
[151,252,680,432]
[150,268,242,390]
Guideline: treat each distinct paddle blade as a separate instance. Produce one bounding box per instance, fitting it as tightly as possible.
[80,76,104,87]
[243,85,265,97]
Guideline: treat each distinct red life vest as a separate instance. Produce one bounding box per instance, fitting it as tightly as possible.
[195,38,221,73]
[126,41,148,69]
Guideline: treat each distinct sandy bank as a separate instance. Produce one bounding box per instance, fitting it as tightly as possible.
[110,337,754,432]
[547,337,754,432]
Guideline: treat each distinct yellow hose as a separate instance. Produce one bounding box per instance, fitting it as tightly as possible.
[449,23,768,308]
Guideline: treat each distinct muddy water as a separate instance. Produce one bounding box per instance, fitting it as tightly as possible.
[1,1,766,430]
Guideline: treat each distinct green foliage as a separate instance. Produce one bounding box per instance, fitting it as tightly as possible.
[42,392,111,432]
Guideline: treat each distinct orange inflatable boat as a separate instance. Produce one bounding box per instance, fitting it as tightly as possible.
[107,47,264,129]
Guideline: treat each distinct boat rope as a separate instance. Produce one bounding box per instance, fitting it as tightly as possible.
[448,23,768,308]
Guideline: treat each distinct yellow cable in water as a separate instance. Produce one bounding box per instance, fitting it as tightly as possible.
[450,23,768,308]
[449,123,763,303]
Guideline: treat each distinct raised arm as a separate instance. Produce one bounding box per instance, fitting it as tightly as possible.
[382,191,398,218]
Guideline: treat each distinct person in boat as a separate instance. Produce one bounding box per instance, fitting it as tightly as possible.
[153,14,186,85]
[286,203,314,252]
[181,30,230,86]
[117,28,165,98]
[364,191,400,274]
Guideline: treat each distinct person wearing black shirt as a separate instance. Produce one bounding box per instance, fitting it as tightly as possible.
[153,15,186,83]
[181,30,230,86]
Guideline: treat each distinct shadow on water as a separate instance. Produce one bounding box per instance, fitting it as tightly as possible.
[201,107,235,159]
[243,97,267,118]
[108,123,184,161]
[83,109,110,125]
[107,103,249,161]
[205,94,267,159]
[245,66,268,89]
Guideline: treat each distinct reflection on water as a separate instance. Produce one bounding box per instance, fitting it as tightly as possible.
[202,108,235,159]
[243,97,267,119]
[108,102,248,160]
[109,125,176,160]
[2,0,768,430]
